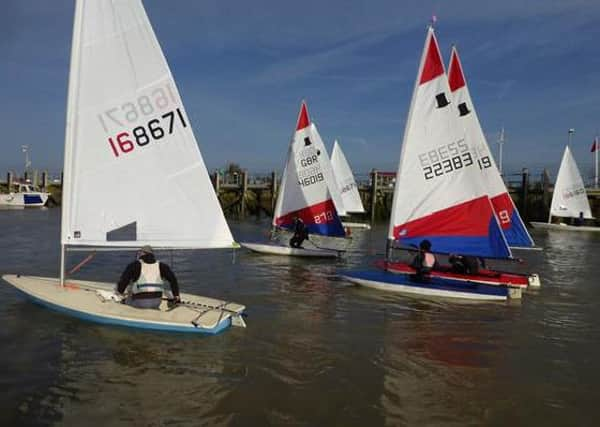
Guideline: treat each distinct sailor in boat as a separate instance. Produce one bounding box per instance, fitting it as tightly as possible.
[574,211,585,226]
[448,254,483,275]
[116,245,180,309]
[289,217,309,248]
[411,239,439,281]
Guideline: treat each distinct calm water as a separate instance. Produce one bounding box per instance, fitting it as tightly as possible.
[1,208,599,426]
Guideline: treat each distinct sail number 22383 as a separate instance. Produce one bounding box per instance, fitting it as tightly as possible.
[419,140,492,181]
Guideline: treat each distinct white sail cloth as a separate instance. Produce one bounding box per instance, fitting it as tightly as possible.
[550,146,593,219]
[61,0,233,248]
[331,140,365,214]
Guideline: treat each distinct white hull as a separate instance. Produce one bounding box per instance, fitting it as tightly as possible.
[0,192,49,207]
[2,275,245,334]
[341,222,371,230]
[240,242,340,258]
[530,222,600,232]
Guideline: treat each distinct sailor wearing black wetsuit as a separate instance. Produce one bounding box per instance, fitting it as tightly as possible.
[116,245,180,309]
[289,217,309,248]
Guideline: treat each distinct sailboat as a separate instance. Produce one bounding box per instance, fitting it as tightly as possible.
[330,140,371,230]
[531,146,597,231]
[0,182,49,208]
[2,0,246,333]
[341,26,522,300]
[381,45,540,288]
[241,101,347,257]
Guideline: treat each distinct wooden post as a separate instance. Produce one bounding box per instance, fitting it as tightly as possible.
[33,170,39,188]
[541,168,550,212]
[212,170,220,193]
[60,172,64,189]
[271,171,277,212]
[7,172,13,190]
[370,169,378,223]
[240,170,248,217]
[41,171,48,190]
[521,168,529,221]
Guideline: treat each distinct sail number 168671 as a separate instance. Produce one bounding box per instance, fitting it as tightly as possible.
[107,108,187,157]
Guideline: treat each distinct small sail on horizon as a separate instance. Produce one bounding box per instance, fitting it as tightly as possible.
[549,146,593,220]
[330,140,366,214]
[448,46,534,248]
[273,102,345,237]
[388,27,511,259]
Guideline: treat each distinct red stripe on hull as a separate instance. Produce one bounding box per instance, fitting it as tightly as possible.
[375,260,529,288]
[393,196,494,240]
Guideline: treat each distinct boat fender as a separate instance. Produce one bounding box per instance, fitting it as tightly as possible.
[528,274,541,288]
[508,287,522,299]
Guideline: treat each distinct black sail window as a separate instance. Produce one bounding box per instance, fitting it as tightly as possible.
[458,102,471,116]
[436,93,450,108]
[304,137,312,146]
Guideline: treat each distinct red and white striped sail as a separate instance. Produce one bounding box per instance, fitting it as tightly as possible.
[388,27,511,258]
[273,102,345,237]
[448,46,534,248]
[331,140,365,214]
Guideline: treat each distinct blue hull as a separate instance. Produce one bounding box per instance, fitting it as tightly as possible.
[340,269,509,300]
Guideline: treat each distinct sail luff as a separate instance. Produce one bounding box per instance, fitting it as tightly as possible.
[387,26,436,241]
[61,0,84,246]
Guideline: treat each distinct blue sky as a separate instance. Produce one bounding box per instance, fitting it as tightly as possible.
[2,0,600,183]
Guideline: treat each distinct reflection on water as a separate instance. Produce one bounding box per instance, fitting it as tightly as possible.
[1,209,600,425]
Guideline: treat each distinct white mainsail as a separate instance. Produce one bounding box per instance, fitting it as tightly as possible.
[61,0,233,248]
[330,140,365,214]
[549,146,593,220]
[448,46,534,248]
[273,102,345,237]
[388,27,511,259]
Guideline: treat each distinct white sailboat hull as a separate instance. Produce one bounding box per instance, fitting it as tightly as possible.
[341,221,371,230]
[2,275,246,334]
[0,192,49,207]
[530,222,600,232]
[240,242,340,258]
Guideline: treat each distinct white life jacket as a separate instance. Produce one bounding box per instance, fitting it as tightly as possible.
[131,260,164,295]
[423,253,436,269]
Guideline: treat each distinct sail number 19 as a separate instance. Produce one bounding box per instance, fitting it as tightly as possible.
[107,108,187,157]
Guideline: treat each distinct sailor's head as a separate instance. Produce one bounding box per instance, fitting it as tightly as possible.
[419,239,432,251]
[138,245,153,258]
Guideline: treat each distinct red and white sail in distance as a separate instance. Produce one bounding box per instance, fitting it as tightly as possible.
[448,46,534,248]
[273,102,345,237]
[388,27,511,258]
